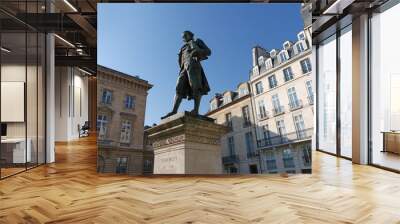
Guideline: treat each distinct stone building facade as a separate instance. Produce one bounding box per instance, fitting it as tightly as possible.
[206,82,259,174]
[96,65,153,175]
[207,29,313,174]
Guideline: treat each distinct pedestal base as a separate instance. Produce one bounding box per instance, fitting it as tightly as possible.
[145,112,229,174]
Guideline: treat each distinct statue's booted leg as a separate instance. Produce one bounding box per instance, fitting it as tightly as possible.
[161,94,183,119]
[190,94,201,116]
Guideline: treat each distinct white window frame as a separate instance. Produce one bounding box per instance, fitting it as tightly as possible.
[265,58,273,70]
[300,58,312,74]
[257,99,267,119]
[293,114,306,138]
[272,94,281,112]
[283,67,294,82]
[288,87,299,108]
[276,119,287,137]
[97,114,108,140]
[279,51,289,63]
[268,74,278,89]
[255,81,264,95]
[102,89,112,104]
[120,120,132,144]
[124,95,135,109]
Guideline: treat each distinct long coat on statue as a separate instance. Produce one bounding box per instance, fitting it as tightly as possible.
[175,38,211,100]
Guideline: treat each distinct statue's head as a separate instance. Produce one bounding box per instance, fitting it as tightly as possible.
[182,30,194,43]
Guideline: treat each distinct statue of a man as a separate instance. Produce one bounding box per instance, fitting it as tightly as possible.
[162,31,211,119]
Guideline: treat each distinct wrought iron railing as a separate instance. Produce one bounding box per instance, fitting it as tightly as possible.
[257,111,270,120]
[222,154,239,164]
[257,128,313,148]
[288,99,303,111]
[247,151,258,158]
[272,106,285,116]
[307,95,314,105]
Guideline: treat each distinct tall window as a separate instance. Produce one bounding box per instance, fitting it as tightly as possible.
[306,80,314,105]
[370,4,400,170]
[283,67,294,82]
[288,87,300,109]
[124,95,135,109]
[268,75,278,89]
[245,132,254,155]
[300,58,312,74]
[276,120,287,138]
[97,115,108,140]
[225,113,233,128]
[265,151,277,171]
[265,58,273,69]
[279,51,289,63]
[293,114,306,139]
[318,34,337,154]
[255,81,264,94]
[296,42,305,53]
[262,125,271,145]
[272,94,283,114]
[120,120,132,144]
[340,25,353,158]
[242,106,251,126]
[101,89,112,104]
[228,136,235,156]
[257,100,267,119]
[282,149,295,168]
[116,157,128,174]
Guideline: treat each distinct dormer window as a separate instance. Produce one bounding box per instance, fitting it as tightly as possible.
[223,94,232,105]
[297,32,305,40]
[258,56,265,66]
[239,87,249,97]
[252,66,259,76]
[279,51,289,63]
[283,41,291,49]
[265,58,273,70]
[270,49,277,57]
[210,101,217,111]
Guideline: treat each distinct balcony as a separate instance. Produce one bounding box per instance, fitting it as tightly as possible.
[257,111,270,120]
[222,155,239,164]
[257,128,313,149]
[247,151,258,158]
[272,106,285,116]
[307,95,314,105]
[243,120,252,128]
[288,100,303,111]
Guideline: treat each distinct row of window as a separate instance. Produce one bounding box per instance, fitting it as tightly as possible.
[255,58,312,94]
[259,38,309,75]
[101,89,136,109]
[265,146,311,171]
[262,40,308,70]
[225,145,311,174]
[97,115,133,144]
[225,105,252,130]
[256,80,313,119]
[261,113,307,143]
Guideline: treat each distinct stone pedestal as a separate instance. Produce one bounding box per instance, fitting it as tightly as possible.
[145,112,229,174]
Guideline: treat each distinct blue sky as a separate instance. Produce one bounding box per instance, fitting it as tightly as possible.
[98,3,304,126]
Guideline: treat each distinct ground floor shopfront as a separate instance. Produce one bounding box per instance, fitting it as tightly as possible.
[313,0,400,172]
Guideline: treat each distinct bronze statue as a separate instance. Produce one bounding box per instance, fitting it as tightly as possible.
[162,31,211,119]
